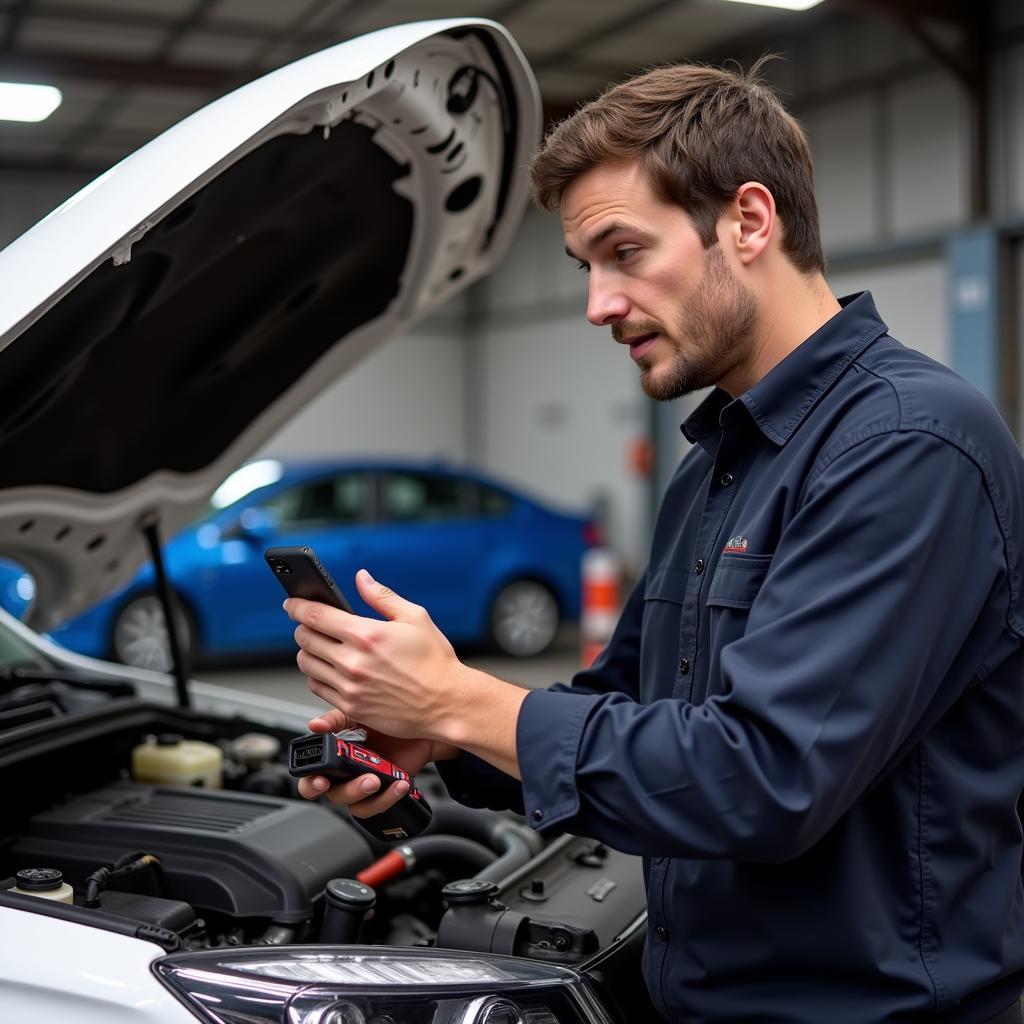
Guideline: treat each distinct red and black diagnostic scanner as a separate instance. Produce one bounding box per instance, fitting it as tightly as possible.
[288,733,432,842]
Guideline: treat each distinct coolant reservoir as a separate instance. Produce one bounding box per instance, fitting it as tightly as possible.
[132,733,223,787]
[9,868,74,904]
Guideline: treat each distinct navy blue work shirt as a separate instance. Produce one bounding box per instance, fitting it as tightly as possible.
[440,292,1024,1023]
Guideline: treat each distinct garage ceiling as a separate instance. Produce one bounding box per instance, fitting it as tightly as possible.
[0,0,989,173]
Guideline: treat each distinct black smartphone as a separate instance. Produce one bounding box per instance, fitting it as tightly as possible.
[264,545,354,611]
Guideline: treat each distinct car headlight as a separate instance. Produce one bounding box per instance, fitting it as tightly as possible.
[153,945,615,1024]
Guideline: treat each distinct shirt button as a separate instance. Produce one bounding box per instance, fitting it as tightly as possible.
[532,809,543,823]
[656,926,669,942]
[678,658,689,675]
[693,559,705,574]
[720,472,734,486]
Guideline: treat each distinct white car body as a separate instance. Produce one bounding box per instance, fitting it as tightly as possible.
[0,17,539,632]
[0,905,196,1021]
[0,19,650,1024]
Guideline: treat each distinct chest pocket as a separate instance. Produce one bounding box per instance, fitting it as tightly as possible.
[705,553,773,609]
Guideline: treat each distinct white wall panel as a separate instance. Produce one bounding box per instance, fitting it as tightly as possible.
[828,257,948,365]
[486,208,587,311]
[888,74,968,237]
[1001,44,1024,216]
[479,313,651,572]
[261,327,466,462]
[805,97,878,251]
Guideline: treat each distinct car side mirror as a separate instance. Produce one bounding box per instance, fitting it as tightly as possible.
[222,506,280,543]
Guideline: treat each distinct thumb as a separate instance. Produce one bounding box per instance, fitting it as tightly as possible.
[355,568,420,622]
[308,708,358,734]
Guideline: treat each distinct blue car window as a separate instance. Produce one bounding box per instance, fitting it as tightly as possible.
[260,472,369,527]
[382,473,470,523]
[479,484,511,518]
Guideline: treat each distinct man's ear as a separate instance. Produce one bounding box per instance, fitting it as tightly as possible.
[730,182,775,266]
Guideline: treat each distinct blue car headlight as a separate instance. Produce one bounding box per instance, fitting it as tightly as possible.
[153,945,614,1024]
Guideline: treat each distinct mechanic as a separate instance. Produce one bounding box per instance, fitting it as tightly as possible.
[285,59,1024,1023]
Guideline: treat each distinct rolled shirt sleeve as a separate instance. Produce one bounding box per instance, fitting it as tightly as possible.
[434,750,526,814]
[517,428,1013,859]
[436,571,647,814]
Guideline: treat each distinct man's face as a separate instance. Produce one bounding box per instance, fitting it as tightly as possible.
[562,160,758,400]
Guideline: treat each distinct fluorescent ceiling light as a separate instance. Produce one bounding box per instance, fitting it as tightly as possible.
[719,0,825,10]
[0,82,62,122]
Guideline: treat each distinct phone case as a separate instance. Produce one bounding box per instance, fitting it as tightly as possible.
[264,545,353,612]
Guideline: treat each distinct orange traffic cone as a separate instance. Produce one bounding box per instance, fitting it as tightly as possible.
[581,547,620,668]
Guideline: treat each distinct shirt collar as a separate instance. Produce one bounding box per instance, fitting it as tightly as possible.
[682,291,889,452]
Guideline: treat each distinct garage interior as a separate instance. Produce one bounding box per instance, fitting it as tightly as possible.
[0,0,1018,698]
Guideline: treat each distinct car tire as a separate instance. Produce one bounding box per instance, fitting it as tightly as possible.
[489,579,560,658]
[111,593,195,672]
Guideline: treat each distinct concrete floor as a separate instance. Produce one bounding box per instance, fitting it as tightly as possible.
[196,624,584,707]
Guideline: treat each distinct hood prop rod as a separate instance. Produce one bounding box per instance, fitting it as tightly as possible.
[140,515,191,708]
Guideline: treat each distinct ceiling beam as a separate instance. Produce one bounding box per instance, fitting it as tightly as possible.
[238,0,359,75]
[489,0,547,22]
[533,0,696,70]
[0,1,275,40]
[0,153,106,176]
[550,3,836,92]
[0,0,437,53]
[1,0,34,50]
[156,0,221,61]
[838,0,977,22]
[0,49,234,90]
[52,0,223,159]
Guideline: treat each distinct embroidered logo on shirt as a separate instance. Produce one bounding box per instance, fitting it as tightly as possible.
[723,536,749,554]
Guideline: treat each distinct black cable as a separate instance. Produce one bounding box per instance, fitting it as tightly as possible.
[83,853,160,909]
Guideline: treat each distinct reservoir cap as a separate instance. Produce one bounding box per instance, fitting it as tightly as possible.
[16,867,63,891]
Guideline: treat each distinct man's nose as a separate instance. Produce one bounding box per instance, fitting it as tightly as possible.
[586,276,630,327]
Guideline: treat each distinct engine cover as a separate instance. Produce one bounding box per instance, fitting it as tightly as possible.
[11,781,372,922]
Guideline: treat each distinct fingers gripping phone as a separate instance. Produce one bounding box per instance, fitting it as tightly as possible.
[264,545,354,611]
[265,546,431,840]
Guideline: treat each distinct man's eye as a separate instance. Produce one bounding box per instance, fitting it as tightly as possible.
[616,247,638,262]
[576,261,590,274]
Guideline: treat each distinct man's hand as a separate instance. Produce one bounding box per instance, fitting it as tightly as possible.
[285,569,461,741]
[286,569,528,779]
[295,707,457,818]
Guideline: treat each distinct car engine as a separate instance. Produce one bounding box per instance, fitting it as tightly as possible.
[0,696,646,966]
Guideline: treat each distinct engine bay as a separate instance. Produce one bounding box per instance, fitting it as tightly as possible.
[0,695,646,966]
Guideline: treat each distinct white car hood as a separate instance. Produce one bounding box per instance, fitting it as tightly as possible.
[0,18,539,630]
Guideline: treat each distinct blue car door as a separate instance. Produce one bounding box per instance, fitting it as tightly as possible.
[208,470,374,652]
[354,470,499,641]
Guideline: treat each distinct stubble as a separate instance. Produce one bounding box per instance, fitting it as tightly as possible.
[638,245,758,401]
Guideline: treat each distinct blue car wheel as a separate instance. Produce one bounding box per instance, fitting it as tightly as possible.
[489,579,560,658]
[111,592,195,672]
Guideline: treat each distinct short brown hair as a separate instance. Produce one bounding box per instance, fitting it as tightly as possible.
[529,58,825,274]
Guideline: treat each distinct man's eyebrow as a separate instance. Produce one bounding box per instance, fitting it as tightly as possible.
[564,222,651,261]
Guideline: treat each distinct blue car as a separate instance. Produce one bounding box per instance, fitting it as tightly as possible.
[38,458,597,670]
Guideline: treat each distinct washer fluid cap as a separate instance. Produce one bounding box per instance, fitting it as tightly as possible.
[15,867,63,891]
[10,867,74,904]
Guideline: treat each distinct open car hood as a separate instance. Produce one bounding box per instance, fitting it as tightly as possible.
[0,19,540,630]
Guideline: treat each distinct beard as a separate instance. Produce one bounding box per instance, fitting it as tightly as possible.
[627,245,758,402]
